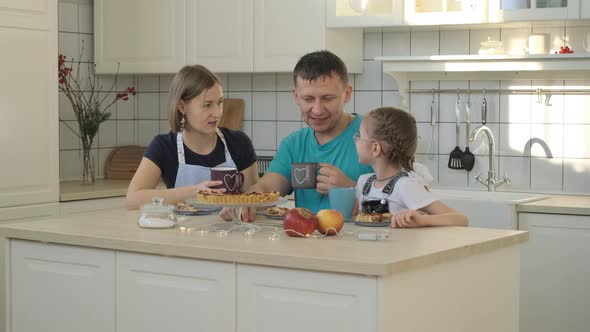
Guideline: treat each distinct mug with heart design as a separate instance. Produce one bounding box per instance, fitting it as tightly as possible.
[210,166,244,194]
[291,162,319,189]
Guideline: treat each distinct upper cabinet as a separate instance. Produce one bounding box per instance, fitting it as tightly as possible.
[326,0,404,27]
[186,0,253,72]
[95,0,186,74]
[0,0,59,210]
[405,0,490,25]
[492,0,580,22]
[254,0,363,72]
[582,0,590,18]
[96,0,362,74]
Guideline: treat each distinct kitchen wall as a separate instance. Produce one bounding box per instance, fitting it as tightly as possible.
[58,0,590,195]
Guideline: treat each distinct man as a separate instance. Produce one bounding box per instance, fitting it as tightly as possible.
[242,50,372,220]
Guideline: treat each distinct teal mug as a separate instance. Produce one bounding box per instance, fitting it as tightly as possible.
[328,187,356,220]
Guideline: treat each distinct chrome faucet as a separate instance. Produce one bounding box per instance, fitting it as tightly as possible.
[468,125,510,191]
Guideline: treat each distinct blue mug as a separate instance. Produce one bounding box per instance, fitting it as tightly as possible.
[328,187,356,220]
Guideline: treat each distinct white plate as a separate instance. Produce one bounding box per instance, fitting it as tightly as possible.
[354,221,391,227]
[257,211,286,220]
[173,207,220,216]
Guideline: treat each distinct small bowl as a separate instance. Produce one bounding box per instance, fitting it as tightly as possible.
[478,37,505,55]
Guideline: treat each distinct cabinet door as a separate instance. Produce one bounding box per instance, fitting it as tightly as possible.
[11,240,115,332]
[326,0,404,27]
[518,213,590,332]
[0,0,59,208]
[254,0,363,73]
[187,0,253,72]
[254,0,325,72]
[237,264,377,332]
[496,0,580,21]
[583,0,590,18]
[405,0,489,25]
[116,252,235,332]
[94,0,186,74]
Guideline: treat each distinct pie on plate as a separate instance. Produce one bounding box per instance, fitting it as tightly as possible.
[195,190,280,205]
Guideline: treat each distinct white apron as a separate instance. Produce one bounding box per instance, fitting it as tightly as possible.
[174,128,238,188]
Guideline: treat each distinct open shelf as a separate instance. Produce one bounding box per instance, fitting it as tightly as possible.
[375,54,590,107]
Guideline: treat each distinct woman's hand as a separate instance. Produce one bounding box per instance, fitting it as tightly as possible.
[218,207,257,222]
[194,180,225,193]
[391,209,424,228]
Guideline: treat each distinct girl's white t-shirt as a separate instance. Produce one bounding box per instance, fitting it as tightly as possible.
[355,171,437,214]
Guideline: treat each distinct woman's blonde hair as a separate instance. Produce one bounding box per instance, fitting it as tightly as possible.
[168,65,221,132]
[365,107,417,171]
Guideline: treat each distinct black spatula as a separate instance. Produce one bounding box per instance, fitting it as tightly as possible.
[448,97,464,170]
[462,98,475,171]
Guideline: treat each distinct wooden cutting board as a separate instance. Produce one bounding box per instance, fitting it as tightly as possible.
[104,145,145,180]
[219,98,244,130]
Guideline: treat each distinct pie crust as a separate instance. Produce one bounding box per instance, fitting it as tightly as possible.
[196,191,280,205]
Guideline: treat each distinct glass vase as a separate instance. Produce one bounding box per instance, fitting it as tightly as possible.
[81,144,95,185]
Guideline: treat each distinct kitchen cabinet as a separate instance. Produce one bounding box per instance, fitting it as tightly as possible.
[0,0,59,214]
[518,212,590,332]
[187,0,253,72]
[405,0,490,25]
[116,252,235,332]
[10,240,115,332]
[2,213,525,332]
[94,0,186,74]
[326,0,404,27]
[582,0,590,18]
[96,0,362,74]
[495,0,580,22]
[254,0,363,73]
[237,264,377,332]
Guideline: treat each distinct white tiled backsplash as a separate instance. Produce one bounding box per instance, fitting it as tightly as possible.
[58,0,590,195]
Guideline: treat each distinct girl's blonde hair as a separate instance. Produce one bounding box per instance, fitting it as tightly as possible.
[365,107,417,171]
[168,65,221,132]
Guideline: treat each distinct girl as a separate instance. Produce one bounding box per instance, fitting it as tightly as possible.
[353,107,468,228]
[127,65,258,218]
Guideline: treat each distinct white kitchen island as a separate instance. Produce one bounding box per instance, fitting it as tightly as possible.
[0,209,527,332]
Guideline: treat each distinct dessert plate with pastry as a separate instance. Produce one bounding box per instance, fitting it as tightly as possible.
[173,202,220,216]
[354,212,392,227]
[257,206,290,220]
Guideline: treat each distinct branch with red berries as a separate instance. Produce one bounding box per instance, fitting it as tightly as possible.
[555,45,574,54]
[58,49,136,148]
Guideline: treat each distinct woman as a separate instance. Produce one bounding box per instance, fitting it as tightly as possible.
[127,65,258,219]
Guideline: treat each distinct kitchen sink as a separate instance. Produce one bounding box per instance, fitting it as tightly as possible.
[431,189,548,230]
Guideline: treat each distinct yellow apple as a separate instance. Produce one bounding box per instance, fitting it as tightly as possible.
[316,209,344,235]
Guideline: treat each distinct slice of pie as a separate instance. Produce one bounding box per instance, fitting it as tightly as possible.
[355,212,392,223]
[176,202,198,212]
[267,206,289,216]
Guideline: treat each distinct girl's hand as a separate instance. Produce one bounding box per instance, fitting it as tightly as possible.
[391,209,423,228]
[194,180,225,193]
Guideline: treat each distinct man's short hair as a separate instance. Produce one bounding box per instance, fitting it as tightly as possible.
[293,50,349,86]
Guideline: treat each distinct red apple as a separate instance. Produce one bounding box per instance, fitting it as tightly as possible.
[316,209,344,235]
[283,208,318,237]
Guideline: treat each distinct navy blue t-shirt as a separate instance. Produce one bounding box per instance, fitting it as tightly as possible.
[144,128,257,188]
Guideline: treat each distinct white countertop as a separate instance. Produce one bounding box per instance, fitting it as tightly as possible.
[517,194,590,216]
[60,179,130,201]
[0,208,526,276]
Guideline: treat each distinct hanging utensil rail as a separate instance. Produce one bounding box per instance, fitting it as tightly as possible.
[407,88,590,94]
